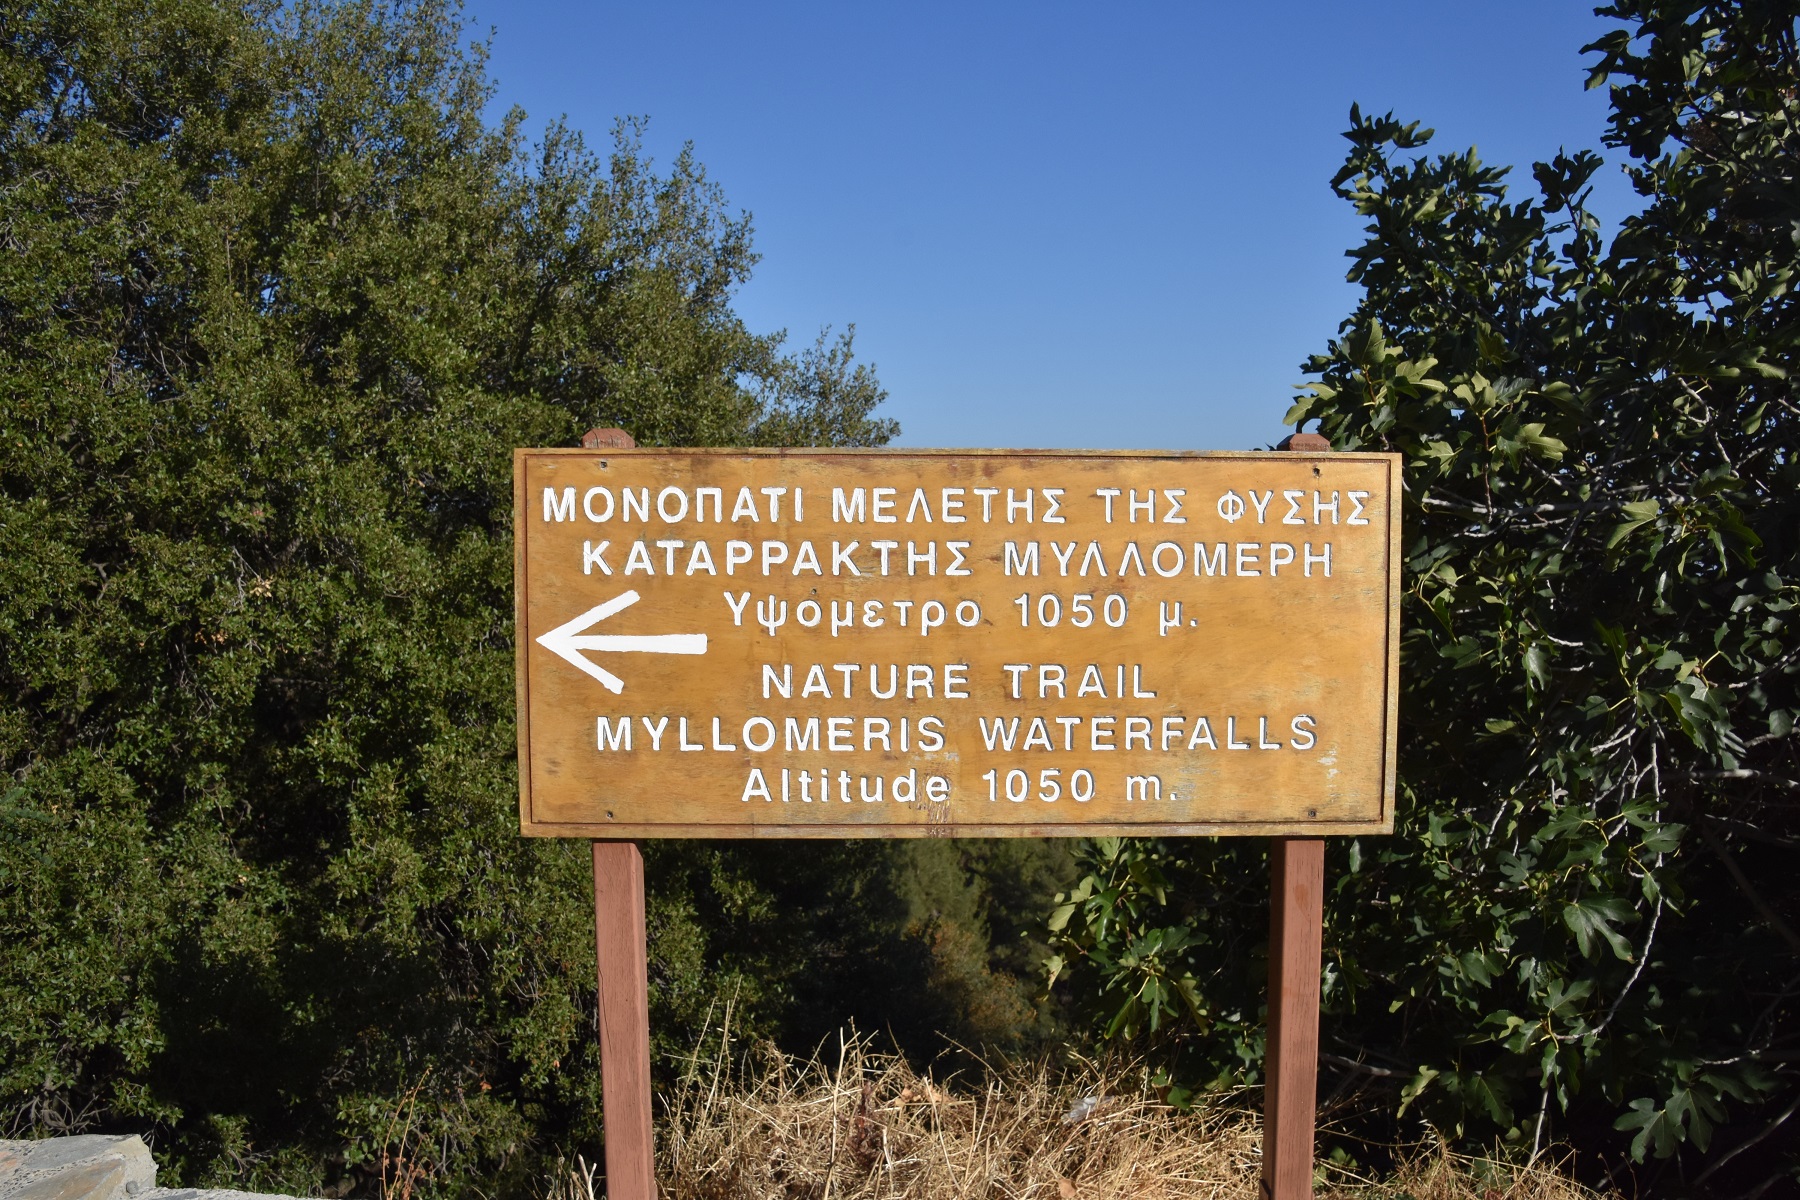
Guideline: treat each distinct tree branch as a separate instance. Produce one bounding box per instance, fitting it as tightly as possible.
[1701,822,1800,955]
[1692,1091,1800,1185]
[1321,1052,1404,1078]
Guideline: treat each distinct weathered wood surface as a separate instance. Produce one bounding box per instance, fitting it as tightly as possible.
[516,450,1400,837]
[1262,837,1326,1200]
[593,841,654,1200]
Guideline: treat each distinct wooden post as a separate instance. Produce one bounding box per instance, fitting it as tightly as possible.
[593,840,655,1200]
[582,426,638,451]
[581,426,655,1198]
[1262,837,1325,1200]
[1262,428,1331,1200]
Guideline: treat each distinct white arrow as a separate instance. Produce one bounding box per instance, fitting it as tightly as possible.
[535,590,707,694]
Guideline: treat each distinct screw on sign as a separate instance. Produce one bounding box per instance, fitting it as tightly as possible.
[516,430,1399,1200]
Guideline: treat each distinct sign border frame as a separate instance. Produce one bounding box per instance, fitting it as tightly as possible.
[513,447,1401,839]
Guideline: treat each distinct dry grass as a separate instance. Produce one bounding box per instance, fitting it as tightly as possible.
[549,1024,1611,1200]
[1348,1148,1605,1200]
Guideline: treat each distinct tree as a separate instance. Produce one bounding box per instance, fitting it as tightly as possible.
[0,0,914,1194]
[1049,2,1797,1190]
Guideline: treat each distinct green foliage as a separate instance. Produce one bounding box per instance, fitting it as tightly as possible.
[0,0,918,1194]
[885,838,1080,1056]
[1050,1,1796,1186]
[637,837,1074,1077]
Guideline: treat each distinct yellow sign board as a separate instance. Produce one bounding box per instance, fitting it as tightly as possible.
[515,450,1399,837]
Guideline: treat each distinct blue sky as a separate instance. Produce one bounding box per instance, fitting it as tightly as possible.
[474,3,1636,452]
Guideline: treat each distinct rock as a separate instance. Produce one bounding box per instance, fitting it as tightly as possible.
[0,1138,315,1200]
[22,1139,148,1178]
[5,1159,125,1200]
[0,1135,153,1200]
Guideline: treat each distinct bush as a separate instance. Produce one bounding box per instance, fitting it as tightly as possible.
[1048,4,1797,1192]
[0,1,935,1193]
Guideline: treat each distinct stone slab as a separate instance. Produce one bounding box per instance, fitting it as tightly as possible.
[0,1138,317,1200]
[5,1160,125,1200]
[0,1136,153,1200]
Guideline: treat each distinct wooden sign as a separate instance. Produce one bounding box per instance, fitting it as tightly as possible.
[515,449,1399,838]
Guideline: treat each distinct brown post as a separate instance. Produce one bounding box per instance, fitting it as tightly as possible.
[1262,428,1331,1200]
[581,426,655,1198]
[593,840,654,1200]
[1262,837,1325,1200]
[582,426,638,450]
